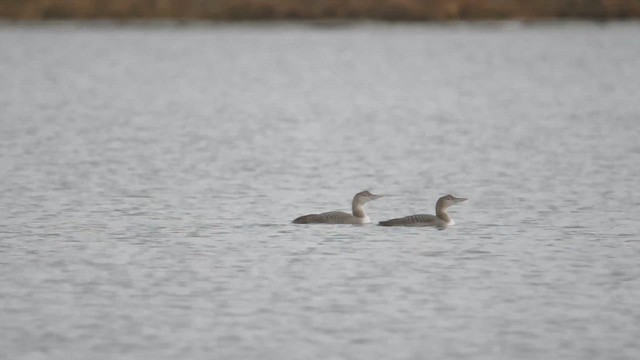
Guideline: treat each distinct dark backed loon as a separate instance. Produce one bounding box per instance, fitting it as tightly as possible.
[378,194,467,229]
[293,191,383,224]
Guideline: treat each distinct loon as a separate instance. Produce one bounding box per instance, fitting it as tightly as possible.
[378,194,467,229]
[292,191,383,224]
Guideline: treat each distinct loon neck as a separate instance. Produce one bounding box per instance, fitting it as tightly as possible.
[352,202,367,218]
[436,207,451,224]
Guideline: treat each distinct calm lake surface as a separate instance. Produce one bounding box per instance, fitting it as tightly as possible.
[1,22,639,360]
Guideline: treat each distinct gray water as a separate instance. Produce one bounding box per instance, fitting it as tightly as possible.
[1,22,640,360]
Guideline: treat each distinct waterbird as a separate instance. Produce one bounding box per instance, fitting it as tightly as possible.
[378,194,467,229]
[292,191,384,224]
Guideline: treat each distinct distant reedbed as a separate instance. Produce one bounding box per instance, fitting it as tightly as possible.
[1,0,640,20]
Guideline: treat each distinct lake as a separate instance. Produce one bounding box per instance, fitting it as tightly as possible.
[1,21,639,360]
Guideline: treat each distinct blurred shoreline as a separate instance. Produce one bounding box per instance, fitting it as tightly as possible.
[1,0,639,21]
[1,19,638,29]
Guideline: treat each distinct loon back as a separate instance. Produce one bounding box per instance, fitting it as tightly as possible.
[293,211,368,224]
[378,214,446,229]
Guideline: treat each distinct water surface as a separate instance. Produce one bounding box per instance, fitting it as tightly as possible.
[1,22,640,360]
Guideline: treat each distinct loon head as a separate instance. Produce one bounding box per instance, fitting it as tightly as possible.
[437,194,467,209]
[354,190,384,205]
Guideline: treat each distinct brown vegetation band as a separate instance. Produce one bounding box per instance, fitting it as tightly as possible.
[1,0,640,20]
